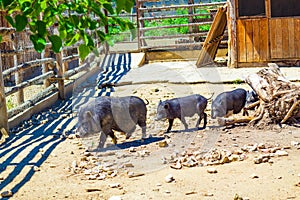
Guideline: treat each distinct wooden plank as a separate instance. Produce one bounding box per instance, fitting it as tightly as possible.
[237,19,246,62]
[259,19,269,61]
[252,19,260,62]
[245,20,254,62]
[282,18,289,58]
[294,19,300,58]
[275,19,283,58]
[269,19,276,59]
[288,19,295,58]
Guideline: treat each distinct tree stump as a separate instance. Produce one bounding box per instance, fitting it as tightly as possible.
[220,63,300,127]
[245,63,300,127]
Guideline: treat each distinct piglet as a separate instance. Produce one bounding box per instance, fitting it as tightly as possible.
[155,94,209,133]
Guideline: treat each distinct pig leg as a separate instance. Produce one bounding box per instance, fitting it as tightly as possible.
[166,119,174,133]
[103,128,117,145]
[98,132,107,149]
[137,119,147,139]
[180,117,188,130]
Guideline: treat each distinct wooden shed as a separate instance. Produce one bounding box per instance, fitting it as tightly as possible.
[227,0,300,67]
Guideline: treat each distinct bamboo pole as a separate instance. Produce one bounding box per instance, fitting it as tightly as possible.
[0,50,9,134]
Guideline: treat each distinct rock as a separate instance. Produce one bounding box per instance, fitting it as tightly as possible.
[220,156,230,164]
[129,147,136,152]
[128,172,145,178]
[182,157,198,167]
[291,141,300,146]
[275,150,288,157]
[1,190,13,197]
[165,174,175,183]
[207,167,217,174]
[87,174,97,180]
[203,192,214,196]
[49,164,56,168]
[86,188,102,192]
[33,166,41,172]
[109,183,121,188]
[258,143,265,149]
[170,161,182,170]
[254,157,263,164]
[71,160,77,169]
[250,173,259,179]
[108,196,122,200]
[185,191,197,195]
[123,163,134,168]
[158,141,168,148]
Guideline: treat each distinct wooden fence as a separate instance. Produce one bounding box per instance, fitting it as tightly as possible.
[136,1,226,51]
[0,25,103,135]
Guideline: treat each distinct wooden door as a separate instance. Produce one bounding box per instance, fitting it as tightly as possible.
[237,18,269,63]
[269,18,300,59]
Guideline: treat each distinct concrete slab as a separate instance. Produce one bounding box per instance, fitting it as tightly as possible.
[119,61,300,84]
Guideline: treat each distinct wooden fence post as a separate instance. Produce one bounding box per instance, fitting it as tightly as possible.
[56,52,65,99]
[14,33,24,104]
[0,51,9,134]
[42,47,50,88]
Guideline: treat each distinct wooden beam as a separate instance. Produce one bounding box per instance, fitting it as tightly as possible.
[196,5,228,67]
[227,0,238,68]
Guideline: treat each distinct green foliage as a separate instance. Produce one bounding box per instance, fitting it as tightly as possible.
[232,79,244,84]
[144,8,211,36]
[6,96,16,110]
[0,0,135,60]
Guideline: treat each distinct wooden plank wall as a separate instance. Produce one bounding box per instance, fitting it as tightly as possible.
[270,18,300,59]
[237,18,269,63]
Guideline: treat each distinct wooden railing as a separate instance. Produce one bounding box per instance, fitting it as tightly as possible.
[136,0,226,51]
[0,27,103,134]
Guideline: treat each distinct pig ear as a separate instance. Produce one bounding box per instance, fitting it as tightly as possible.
[84,111,93,119]
[164,103,169,109]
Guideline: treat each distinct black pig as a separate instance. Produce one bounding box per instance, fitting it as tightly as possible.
[211,88,247,119]
[76,96,148,148]
[155,94,209,133]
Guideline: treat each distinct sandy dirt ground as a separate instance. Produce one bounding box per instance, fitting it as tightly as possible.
[1,69,300,200]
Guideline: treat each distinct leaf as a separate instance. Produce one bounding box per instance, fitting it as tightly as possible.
[48,35,62,53]
[59,27,67,39]
[3,0,14,7]
[116,0,134,14]
[30,34,46,53]
[36,20,46,36]
[79,44,90,61]
[103,3,114,14]
[116,0,125,14]
[65,33,80,46]
[0,36,2,43]
[15,14,28,32]
[5,16,15,27]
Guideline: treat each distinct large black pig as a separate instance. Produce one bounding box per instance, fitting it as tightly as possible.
[211,88,247,119]
[155,94,209,133]
[76,96,148,148]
